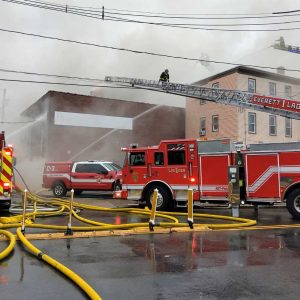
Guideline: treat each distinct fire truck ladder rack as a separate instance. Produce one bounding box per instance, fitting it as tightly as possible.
[105,76,300,120]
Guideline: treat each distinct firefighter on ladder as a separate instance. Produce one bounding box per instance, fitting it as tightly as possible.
[159,69,169,82]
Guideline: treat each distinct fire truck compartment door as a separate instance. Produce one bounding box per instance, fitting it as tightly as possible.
[245,153,280,198]
[199,154,230,197]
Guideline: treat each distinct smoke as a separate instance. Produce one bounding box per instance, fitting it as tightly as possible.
[1,0,300,192]
[14,158,45,192]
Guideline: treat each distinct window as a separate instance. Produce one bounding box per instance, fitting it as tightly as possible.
[285,118,292,137]
[102,162,121,171]
[75,163,107,173]
[129,152,145,166]
[212,82,219,89]
[285,85,292,98]
[154,152,164,166]
[212,115,219,132]
[199,117,206,136]
[248,112,256,134]
[168,150,185,165]
[269,115,277,136]
[248,78,256,93]
[269,82,276,96]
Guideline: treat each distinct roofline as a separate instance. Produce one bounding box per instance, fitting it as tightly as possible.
[193,65,300,86]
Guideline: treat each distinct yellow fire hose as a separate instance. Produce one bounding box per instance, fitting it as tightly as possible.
[0,188,257,300]
[0,190,257,231]
[0,230,16,260]
[16,228,102,300]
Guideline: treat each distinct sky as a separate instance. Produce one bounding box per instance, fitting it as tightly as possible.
[1,0,300,139]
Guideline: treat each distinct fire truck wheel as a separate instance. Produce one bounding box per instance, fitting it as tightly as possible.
[0,203,11,210]
[52,182,67,197]
[287,188,300,219]
[145,186,171,211]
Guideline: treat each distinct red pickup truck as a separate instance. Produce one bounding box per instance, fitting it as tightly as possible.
[42,160,122,197]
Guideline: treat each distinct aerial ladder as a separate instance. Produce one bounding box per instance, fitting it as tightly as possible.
[105,76,300,120]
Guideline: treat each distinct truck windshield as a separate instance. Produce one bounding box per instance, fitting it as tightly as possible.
[102,162,121,171]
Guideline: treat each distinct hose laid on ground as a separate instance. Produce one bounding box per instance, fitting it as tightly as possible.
[0,190,256,231]
[0,230,16,260]
[7,180,256,300]
[16,227,102,300]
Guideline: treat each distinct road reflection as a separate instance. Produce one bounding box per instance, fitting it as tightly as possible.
[121,229,300,273]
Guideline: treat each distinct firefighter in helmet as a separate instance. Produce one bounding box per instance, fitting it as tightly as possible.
[159,69,169,82]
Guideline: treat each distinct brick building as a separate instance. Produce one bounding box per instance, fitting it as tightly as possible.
[186,66,300,145]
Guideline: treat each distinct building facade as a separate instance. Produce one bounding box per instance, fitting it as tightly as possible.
[20,91,185,165]
[186,66,300,145]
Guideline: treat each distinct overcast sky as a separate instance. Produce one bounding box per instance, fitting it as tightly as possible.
[1,0,300,138]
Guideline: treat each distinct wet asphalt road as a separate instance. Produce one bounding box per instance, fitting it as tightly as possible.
[1,192,300,299]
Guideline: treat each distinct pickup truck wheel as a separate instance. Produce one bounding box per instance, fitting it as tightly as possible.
[53,182,67,197]
[145,186,171,211]
[287,188,300,219]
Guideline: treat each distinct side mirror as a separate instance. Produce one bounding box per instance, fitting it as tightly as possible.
[13,157,17,166]
[101,170,108,175]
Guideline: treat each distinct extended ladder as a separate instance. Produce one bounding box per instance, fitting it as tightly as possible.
[105,76,300,120]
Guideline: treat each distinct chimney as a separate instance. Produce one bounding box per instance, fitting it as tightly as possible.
[277,66,285,75]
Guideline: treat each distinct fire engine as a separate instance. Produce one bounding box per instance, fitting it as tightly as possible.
[42,160,122,197]
[105,76,300,219]
[0,131,14,209]
[114,138,300,219]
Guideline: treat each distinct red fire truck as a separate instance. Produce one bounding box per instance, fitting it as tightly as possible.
[0,131,14,209]
[114,138,300,219]
[43,160,122,197]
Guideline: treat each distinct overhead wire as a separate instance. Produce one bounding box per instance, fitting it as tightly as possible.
[103,15,300,32]
[0,77,132,88]
[2,0,300,20]
[104,9,300,20]
[0,68,105,83]
[2,0,300,31]
[103,8,272,16]
[0,28,300,74]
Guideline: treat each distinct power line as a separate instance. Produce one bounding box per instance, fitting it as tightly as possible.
[1,27,300,73]
[2,0,300,32]
[0,77,132,88]
[104,15,300,32]
[0,68,104,82]
[1,120,35,123]
[273,9,300,15]
[3,0,300,19]
[105,9,300,20]
[78,5,274,17]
